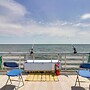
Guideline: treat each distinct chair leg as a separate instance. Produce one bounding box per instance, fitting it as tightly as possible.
[6,74,24,89]
[75,75,80,86]
[6,76,12,85]
[17,76,20,89]
[20,74,24,86]
[17,74,24,89]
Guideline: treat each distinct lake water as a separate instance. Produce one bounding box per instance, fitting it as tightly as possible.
[0,44,90,53]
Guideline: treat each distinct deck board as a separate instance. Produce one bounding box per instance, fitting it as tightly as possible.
[25,72,59,82]
[0,74,90,90]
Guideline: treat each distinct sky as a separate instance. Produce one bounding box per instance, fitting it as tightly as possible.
[0,0,90,44]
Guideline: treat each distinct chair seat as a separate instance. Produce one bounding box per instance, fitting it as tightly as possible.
[6,69,23,76]
[77,70,90,78]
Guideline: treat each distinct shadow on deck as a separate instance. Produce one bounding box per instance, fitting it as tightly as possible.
[71,86,85,90]
[0,85,16,90]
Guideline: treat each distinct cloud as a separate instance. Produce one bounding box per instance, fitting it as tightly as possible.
[0,0,27,16]
[0,0,90,44]
[73,23,90,27]
[0,0,77,38]
[0,0,27,22]
[81,13,90,19]
[0,20,82,38]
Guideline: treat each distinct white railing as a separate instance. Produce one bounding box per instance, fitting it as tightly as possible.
[0,52,89,71]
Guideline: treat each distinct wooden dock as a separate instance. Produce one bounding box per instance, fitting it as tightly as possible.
[0,74,90,90]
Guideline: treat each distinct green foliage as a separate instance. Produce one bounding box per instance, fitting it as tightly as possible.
[0,56,2,68]
[88,54,90,63]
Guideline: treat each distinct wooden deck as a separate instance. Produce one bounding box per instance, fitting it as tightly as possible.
[0,73,90,90]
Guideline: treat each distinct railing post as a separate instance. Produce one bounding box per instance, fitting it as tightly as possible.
[19,55,21,69]
[50,53,52,62]
[65,54,67,71]
[32,53,34,63]
[57,53,59,61]
[82,54,84,63]
[24,54,27,62]
[32,54,34,60]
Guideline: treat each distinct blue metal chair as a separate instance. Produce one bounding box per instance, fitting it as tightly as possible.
[4,62,24,89]
[75,63,90,86]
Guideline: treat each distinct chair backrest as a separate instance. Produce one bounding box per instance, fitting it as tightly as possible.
[80,63,90,69]
[4,62,19,68]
